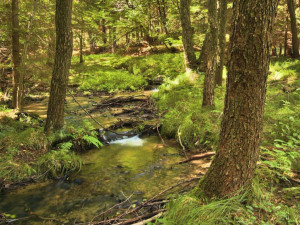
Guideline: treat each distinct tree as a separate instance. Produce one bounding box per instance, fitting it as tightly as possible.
[179,0,197,71]
[202,0,218,107]
[11,0,23,111]
[197,0,279,198]
[287,0,299,57]
[44,0,73,134]
[215,0,227,86]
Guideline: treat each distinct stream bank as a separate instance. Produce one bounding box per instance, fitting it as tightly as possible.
[0,88,203,224]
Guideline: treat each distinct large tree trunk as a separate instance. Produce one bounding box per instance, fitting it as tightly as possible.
[179,0,197,71]
[11,0,23,111]
[197,0,279,198]
[202,0,218,107]
[287,0,299,57]
[44,0,73,134]
[284,13,289,56]
[215,0,227,86]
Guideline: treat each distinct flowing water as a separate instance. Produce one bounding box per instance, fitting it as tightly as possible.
[0,90,196,224]
[0,133,195,224]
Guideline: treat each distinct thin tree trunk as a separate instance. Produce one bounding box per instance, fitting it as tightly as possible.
[45,0,73,134]
[157,0,168,34]
[197,0,279,198]
[202,0,218,107]
[179,0,197,71]
[88,32,96,53]
[215,0,227,86]
[79,30,84,63]
[284,12,289,56]
[287,0,299,57]
[102,19,107,45]
[110,27,117,53]
[198,34,209,72]
[11,0,23,111]
[279,43,282,56]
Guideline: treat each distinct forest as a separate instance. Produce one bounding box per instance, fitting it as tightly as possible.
[0,0,299,224]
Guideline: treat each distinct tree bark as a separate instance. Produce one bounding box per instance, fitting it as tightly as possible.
[197,0,279,198]
[284,13,288,56]
[179,0,197,71]
[198,34,209,72]
[202,0,218,107]
[110,27,117,53]
[215,0,227,86]
[45,0,73,134]
[79,30,84,63]
[102,19,107,45]
[287,0,299,57]
[11,0,23,111]
[157,0,168,34]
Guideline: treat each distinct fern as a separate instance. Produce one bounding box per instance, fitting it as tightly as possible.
[82,135,103,148]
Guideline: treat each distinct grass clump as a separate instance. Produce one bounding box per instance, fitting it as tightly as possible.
[159,178,299,225]
[37,148,82,179]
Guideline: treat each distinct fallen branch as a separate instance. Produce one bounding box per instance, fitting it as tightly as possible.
[179,151,215,164]
[114,209,165,225]
[131,212,163,225]
[89,193,134,223]
[91,177,201,225]
[177,126,187,158]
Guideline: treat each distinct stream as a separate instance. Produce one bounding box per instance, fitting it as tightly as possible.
[0,90,197,224]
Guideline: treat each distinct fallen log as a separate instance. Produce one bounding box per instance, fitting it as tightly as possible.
[178,151,215,164]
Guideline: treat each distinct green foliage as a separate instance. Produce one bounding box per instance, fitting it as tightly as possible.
[0,104,12,112]
[65,120,103,151]
[71,53,186,92]
[37,148,82,178]
[0,147,37,182]
[123,53,185,80]
[153,73,224,150]
[71,54,147,92]
[0,117,97,183]
[159,179,299,225]
[0,116,48,151]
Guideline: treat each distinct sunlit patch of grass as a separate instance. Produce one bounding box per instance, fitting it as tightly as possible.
[269,57,300,85]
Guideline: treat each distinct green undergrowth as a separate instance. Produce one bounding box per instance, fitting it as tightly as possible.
[157,178,299,225]
[152,57,299,224]
[153,72,225,150]
[0,115,102,186]
[71,53,185,92]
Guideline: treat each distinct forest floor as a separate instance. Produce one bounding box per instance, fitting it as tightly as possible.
[0,52,299,224]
